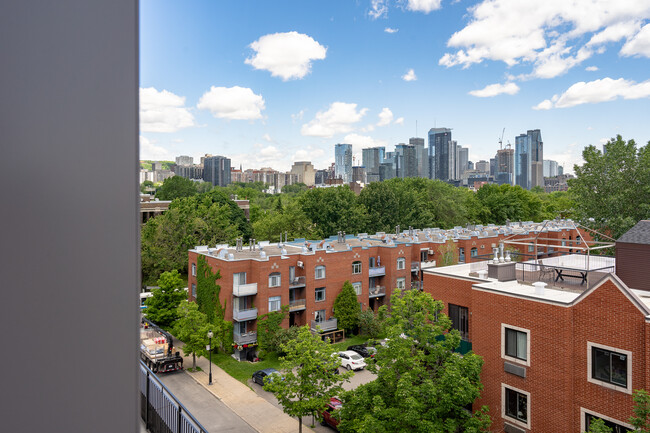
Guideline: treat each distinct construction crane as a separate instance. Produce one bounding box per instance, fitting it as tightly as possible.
[498,127,506,150]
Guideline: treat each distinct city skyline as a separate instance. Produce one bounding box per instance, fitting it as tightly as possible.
[140,1,650,173]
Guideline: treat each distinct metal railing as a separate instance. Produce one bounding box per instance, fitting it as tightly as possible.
[311,318,337,332]
[369,285,386,297]
[233,331,257,345]
[411,262,420,272]
[233,307,258,322]
[140,360,208,433]
[369,266,385,277]
[289,276,306,288]
[289,299,306,311]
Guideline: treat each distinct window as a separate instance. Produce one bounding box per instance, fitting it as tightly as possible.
[503,385,529,428]
[470,247,478,258]
[458,248,465,263]
[352,282,362,296]
[396,277,405,289]
[315,265,326,279]
[191,262,196,276]
[315,287,326,302]
[315,309,326,322]
[352,261,362,274]
[448,304,469,341]
[191,283,196,298]
[420,250,428,261]
[397,257,405,270]
[233,272,246,287]
[268,296,281,312]
[588,342,631,392]
[577,236,582,244]
[582,409,634,433]
[268,272,281,287]
[528,243,534,252]
[502,325,530,365]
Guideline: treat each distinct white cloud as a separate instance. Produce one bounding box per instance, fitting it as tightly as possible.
[245,32,327,81]
[395,117,404,125]
[585,66,599,71]
[377,108,394,126]
[384,27,399,33]
[293,147,325,162]
[402,69,417,81]
[140,87,195,133]
[369,0,389,19]
[534,77,650,109]
[291,109,305,122]
[621,23,650,58]
[301,102,368,137]
[439,1,650,78]
[468,82,519,97]
[405,0,442,14]
[232,145,285,169]
[197,86,265,120]
[263,134,272,142]
[139,136,170,159]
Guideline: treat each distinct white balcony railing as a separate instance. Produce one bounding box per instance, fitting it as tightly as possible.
[368,266,386,277]
[233,307,257,322]
[233,331,257,345]
[233,282,257,297]
[311,318,338,332]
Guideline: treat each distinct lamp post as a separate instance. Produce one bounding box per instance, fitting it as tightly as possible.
[207,330,213,385]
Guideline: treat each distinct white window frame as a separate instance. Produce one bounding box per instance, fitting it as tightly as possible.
[191,262,196,276]
[396,257,405,270]
[470,247,478,258]
[501,324,531,367]
[580,407,634,433]
[396,277,405,289]
[352,261,362,274]
[191,283,196,298]
[315,265,326,280]
[587,342,632,394]
[268,296,281,312]
[268,272,281,288]
[315,287,326,302]
[233,272,246,287]
[352,282,362,296]
[528,242,534,252]
[501,384,531,430]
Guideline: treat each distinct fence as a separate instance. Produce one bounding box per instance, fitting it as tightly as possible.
[140,360,208,433]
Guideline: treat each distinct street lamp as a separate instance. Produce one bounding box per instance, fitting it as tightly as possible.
[207,330,213,385]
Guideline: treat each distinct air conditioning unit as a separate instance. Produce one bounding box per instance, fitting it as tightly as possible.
[428,249,434,255]
[297,261,304,268]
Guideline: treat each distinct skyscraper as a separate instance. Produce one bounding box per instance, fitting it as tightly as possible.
[362,146,385,183]
[515,130,543,189]
[429,128,454,181]
[409,137,428,178]
[543,160,559,177]
[457,146,469,179]
[515,133,531,189]
[529,129,544,188]
[290,161,316,186]
[496,147,515,185]
[395,143,418,178]
[203,155,231,187]
[335,143,352,183]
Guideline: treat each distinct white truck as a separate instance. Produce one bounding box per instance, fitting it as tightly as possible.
[140,317,183,373]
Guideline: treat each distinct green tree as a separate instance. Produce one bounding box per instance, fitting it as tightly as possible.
[475,183,544,224]
[630,389,650,432]
[155,175,198,200]
[333,281,361,335]
[584,418,613,433]
[438,239,457,267]
[257,305,289,357]
[569,135,650,240]
[358,309,381,339]
[144,270,187,328]
[338,289,490,433]
[281,182,308,194]
[252,201,317,242]
[174,300,209,370]
[298,186,369,238]
[264,325,353,433]
[140,180,155,194]
[195,255,232,352]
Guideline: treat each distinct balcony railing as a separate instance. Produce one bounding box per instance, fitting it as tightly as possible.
[289,276,306,288]
[411,262,420,272]
[233,307,257,322]
[233,282,257,297]
[233,331,257,345]
[420,260,437,270]
[289,299,306,311]
[411,281,423,290]
[368,266,386,277]
[369,285,386,298]
[311,318,337,332]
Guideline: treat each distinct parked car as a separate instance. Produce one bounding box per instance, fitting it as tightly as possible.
[252,368,281,386]
[337,350,366,371]
[320,397,343,430]
[347,344,377,359]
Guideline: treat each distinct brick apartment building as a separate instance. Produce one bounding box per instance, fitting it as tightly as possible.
[187,220,586,363]
[422,220,650,432]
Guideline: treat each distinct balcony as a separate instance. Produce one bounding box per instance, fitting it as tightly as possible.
[368,266,386,277]
[369,285,386,298]
[233,331,257,345]
[233,307,257,322]
[289,276,306,288]
[233,282,257,297]
[411,262,420,272]
[289,299,306,312]
[411,281,423,290]
[311,318,338,332]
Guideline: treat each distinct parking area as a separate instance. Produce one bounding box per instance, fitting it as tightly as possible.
[249,366,376,432]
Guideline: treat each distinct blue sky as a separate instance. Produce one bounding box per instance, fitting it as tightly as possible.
[140,0,650,174]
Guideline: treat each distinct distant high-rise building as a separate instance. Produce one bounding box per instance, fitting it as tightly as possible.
[475,160,490,174]
[558,165,564,176]
[362,146,385,183]
[290,161,316,186]
[429,128,454,181]
[457,146,469,179]
[409,137,428,178]
[335,143,352,183]
[175,155,193,166]
[352,166,366,183]
[203,155,231,187]
[379,162,395,181]
[395,143,418,178]
[489,157,496,177]
[314,169,330,185]
[496,148,515,185]
[515,130,542,189]
[151,162,163,172]
[543,160,559,178]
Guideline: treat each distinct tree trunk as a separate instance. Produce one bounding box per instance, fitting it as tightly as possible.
[298,416,302,433]
[192,353,196,370]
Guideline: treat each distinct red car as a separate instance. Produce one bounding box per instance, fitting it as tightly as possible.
[320,397,343,430]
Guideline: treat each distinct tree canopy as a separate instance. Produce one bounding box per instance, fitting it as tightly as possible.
[174,300,210,370]
[333,281,361,334]
[155,175,198,200]
[338,289,490,433]
[143,270,187,328]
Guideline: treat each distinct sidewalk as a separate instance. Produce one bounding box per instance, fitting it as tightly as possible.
[178,346,315,433]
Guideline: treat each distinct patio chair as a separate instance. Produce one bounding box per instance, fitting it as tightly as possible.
[539,264,553,282]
